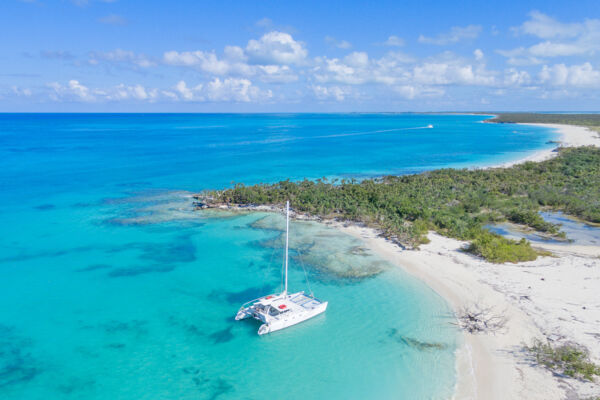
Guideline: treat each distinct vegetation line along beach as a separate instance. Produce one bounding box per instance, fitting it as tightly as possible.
[196,114,600,400]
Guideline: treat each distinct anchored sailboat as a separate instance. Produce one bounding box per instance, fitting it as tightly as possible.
[235,201,328,335]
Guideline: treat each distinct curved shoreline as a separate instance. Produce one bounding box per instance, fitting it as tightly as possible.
[195,122,600,399]
[491,123,600,168]
[328,123,600,399]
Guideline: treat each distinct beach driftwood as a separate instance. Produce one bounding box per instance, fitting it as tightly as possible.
[456,304,508,334]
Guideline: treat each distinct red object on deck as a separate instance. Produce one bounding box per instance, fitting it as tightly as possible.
[278,304,287,309]
[266,296,273,299]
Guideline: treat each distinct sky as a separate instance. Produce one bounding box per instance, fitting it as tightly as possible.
[1,0,600,112]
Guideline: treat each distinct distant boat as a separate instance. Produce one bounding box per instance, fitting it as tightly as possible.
[427,124,434,128]
[235,201,328,335]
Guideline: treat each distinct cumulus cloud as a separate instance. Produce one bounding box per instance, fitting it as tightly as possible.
[314,50,497,89]
[413,62,495,86]
[418,25,482,45]
[245,31,307,65]
[312,85,351,101]
[499,12,600,65]
[48,80,95,102]
[325,36,352,49]
[393,85,445,99]
[43,78,271,103]
[206,77,271,102]
[473,49,484,61]
[514,11,582,39]
[539,62,600,87]
[383,35,405,47]
[163,50,242,74]
[163,33,306,82]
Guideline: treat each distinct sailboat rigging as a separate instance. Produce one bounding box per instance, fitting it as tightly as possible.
[235,201,328,335]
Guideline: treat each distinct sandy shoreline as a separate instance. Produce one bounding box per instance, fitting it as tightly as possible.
[197,123,600,399]
[330,123,600,399]
[493,123,600,168]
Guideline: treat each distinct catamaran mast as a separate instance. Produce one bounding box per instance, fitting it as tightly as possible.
[284,200,289,295]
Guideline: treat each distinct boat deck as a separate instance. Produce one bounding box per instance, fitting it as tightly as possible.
[288,293,323,310]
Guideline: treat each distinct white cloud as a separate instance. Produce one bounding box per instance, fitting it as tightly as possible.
[539,63,600,88]
[393,85,445,99]
[384,35,405,47]
[499,12,600,64]
[89,49,155,68]
[174,80,202,100]
[473,49,484,61]
[418,25,482,45]
[163,47,296,82]
[245,31,307,65]
[325,36,352,49]
[257,65,298,83]
[163,50,239,74]
[48,80,95,102]
[171,78,272,102]
[43,78,272,103]
[206,78,272,102]
[503,68,531,87]
[11,86,32,96]
[413,62,495,86]
[312,85,351,101]
[515,11,582,39]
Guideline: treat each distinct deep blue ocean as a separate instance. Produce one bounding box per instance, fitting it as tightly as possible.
[0,113,558,399]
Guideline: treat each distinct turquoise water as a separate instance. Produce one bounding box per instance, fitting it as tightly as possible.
[0,114,558,399]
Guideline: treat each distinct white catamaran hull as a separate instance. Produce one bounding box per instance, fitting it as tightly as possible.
[234,201,328,335]
[258,301,328,335]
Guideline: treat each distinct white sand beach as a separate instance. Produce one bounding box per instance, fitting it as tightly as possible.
[201,123,600,399]
[327,123,600,400]
[496,123,600,168]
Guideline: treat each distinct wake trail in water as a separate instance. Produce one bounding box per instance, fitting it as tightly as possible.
[208,125,433,148]
[314,125,433,139]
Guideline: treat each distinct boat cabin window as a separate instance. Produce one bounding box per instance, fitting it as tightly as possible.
[268,306,288,316]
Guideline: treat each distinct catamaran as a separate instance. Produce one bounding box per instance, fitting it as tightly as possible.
[235,201,328,335]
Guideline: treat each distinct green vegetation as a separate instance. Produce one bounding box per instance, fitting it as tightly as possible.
[489,113,600,133]
[527,339,600,381]
[466,232,538,263]
[200,147,600,263]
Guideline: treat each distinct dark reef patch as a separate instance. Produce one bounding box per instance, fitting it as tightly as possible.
[0,324,40,389]
[107,264,176,277]
[211,285,276,305]
[208,327,234,344]
[0,245,95,263]
[98,320,149,338]
[208,378,234,400]
[77,263,112,272]
[387,328,448,351]
[138,234,196,264]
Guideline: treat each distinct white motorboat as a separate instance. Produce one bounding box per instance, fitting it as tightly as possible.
[235,201,328,335]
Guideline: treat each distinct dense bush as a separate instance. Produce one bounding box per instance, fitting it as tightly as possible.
[201,147,600,263]
[465,230,539,263]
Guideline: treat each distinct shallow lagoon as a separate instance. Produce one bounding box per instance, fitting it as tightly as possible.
[0,113,559,399]
[486,211,600,246]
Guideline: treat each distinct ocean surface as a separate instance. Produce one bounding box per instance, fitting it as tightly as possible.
[0,113,559,399]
